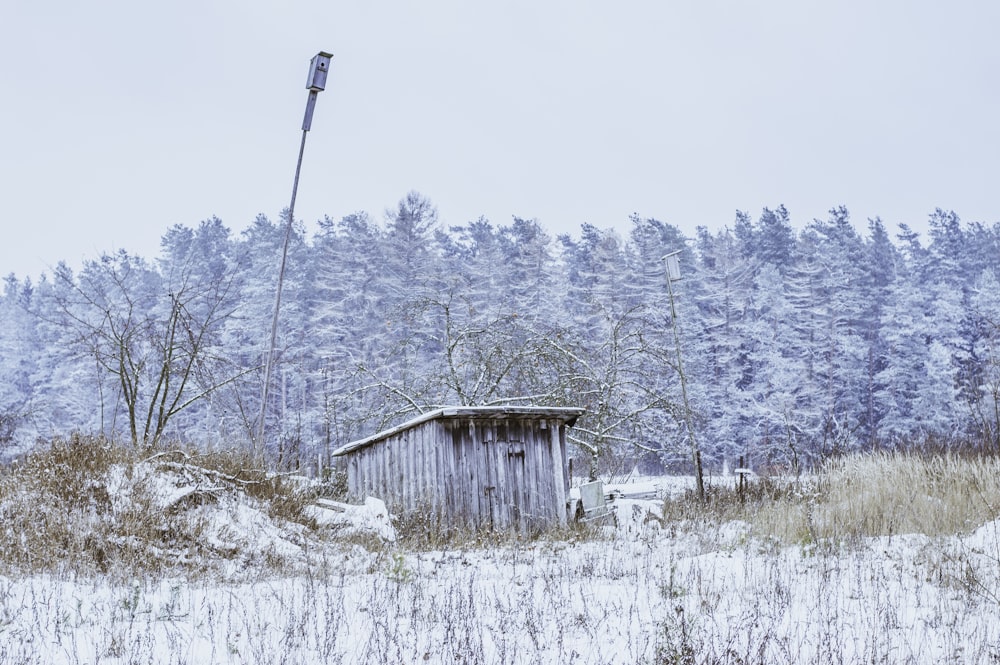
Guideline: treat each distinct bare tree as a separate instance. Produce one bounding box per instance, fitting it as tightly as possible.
[48,248,245,447]
[542,303,681,480]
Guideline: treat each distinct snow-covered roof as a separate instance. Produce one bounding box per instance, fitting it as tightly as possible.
[331,406,585,457]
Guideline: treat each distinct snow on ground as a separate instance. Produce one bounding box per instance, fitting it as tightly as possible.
[306,497,395,541]
[605,474,697,500]
[1,464,997,663]
[1,518,998,664]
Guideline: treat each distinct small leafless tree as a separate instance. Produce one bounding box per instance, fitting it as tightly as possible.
[543,303,682,480]
[49,250,246,447]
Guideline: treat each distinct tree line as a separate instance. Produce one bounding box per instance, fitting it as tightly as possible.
[1,193,998,476]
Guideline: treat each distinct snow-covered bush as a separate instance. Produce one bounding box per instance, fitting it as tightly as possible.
[0,435,381,577]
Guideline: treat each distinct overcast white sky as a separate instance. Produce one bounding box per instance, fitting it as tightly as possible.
[2,1,998,280]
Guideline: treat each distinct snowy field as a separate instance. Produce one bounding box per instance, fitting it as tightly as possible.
[2,511,998,664]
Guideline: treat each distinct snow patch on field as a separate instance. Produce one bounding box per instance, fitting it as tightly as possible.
[305,496,396,543]
[2,525,999,664]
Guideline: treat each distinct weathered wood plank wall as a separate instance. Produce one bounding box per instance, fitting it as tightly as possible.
[339,408,582,532]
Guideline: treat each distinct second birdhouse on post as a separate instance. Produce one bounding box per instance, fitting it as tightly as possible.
[305,51,332,91]
[663,250,682,282]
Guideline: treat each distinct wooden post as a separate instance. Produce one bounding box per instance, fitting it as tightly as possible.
[550,421,568,527]
[664,253,705,503]
[738,455,745,503]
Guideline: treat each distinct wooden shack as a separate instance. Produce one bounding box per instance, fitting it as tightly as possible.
[331,406,585,533]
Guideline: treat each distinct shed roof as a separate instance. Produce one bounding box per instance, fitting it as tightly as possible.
[331,406,585,457]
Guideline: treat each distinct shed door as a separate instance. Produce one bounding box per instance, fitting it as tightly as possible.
[483,435,519,531]
[482,437,499,531]
[506,440,526,531]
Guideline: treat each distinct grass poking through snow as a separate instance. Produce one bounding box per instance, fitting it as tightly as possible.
[0,441,998,663]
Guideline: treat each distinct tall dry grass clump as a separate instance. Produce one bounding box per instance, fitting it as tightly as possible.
[0,434,136,574]
[748,451,1000,544]
[660,450,1000,547]
[811,451,1000,538]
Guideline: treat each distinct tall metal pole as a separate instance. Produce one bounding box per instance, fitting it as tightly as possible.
[664,252,705,502]
[257,52,332,459]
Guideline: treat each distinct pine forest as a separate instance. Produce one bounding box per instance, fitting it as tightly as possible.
[2,193,999,477]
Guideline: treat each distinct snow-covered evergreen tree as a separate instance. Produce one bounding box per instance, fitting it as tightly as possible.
[0,275,39,450]
[689,224,757,467]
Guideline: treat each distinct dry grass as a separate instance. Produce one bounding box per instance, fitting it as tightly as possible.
[0,434,323,577]
[0,434,135,574]
[151,446,322,524]
[392,502,599,551]
[777,451,1000,544]
[663,451,1000,546]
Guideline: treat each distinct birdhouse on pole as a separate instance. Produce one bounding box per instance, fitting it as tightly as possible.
[305,52,332,91]
[302,51,333,131]
[258,50,333,454]
[663,251,682,282]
